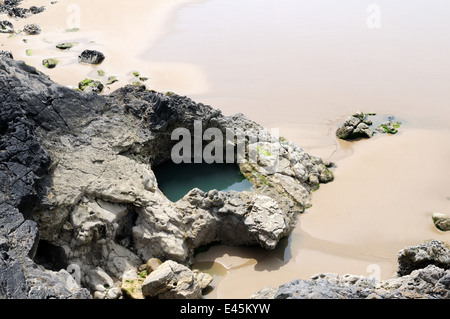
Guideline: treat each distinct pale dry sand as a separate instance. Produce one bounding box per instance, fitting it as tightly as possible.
[2,0,449,299]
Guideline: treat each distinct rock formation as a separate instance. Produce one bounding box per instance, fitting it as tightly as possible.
[252,240,450,299]
[0,57,333,298]
[336,112,374,140]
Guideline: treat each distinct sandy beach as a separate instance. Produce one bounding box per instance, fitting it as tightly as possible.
[2,0,209,94]
[1,0,449,299]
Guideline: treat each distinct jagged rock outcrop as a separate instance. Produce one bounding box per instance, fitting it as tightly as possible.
[0,57,333,298]
[141,260,209,299]
[0,58,90,299]
[397,240,449,276]
[336,112,374,140]
[252,240,450,299]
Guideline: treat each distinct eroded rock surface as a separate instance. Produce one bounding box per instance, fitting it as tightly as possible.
[336,112,374,140]
[252,241,450,299]
[0,57,333,298]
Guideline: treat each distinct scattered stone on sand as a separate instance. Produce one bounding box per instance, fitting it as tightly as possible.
[336,112,402,140]
[0,50,13,59]
[78,78,104,93]
[335,112,374,140]
[0,20,14,33]
[432,213,450,232]
[29,6,46,15]
[106,75,118,85]
[23,23,41,35]
[56,42,76,50]
[377,119,401,134]
[78,49,105,64]
[42,58,58,69]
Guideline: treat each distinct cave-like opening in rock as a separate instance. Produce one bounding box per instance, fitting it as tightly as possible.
[34,240,68,271]
[153,162,253,202]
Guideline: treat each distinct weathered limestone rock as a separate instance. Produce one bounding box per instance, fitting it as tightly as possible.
[141,260,202,299]
[397,240,450,276]
[0,57,334,298]
[193,269,213,290]
[121,269,145,299]
[84,267,114,293]
[336,112,374,140]
[252,241,450,299]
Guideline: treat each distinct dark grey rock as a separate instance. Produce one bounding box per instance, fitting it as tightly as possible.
[0,20,14,33]
[23,23,41,35]
[0,58,91,299]
[397,240,450,276]
[0,50,13,59]
[78,50,105,64]
[29,6,45,14]
[0,1,45,18]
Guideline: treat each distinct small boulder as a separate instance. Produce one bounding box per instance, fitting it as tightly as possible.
[146,257,162,274]
[78,78,104,93]
[56,42,76,50]
[29,6,46,14]
[336,112,374,140]
[78,49,105,64]
[377,120,400,134]
[121,269,145,299]
[141,260,202,299]
[42,58,58,69]
[0,20,14,33]
[0,50,13,59]
[84,267,114,292]
[432,213,450,232]
[23,23,41,35]
[193,269,213,290]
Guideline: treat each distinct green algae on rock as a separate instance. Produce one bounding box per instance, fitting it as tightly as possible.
[42,58,58,68]
[78,78,104,93]
[56,42,77,50]
[106,75,118,85]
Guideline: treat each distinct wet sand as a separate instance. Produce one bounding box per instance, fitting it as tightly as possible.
[195,128,450,298]
[2,0,449,299]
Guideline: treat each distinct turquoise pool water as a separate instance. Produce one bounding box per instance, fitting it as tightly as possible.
[153,162,253,202]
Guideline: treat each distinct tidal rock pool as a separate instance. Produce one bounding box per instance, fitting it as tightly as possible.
[153,162,253,202]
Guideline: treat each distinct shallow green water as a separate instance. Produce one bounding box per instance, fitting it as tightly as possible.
[153,162,253,202]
